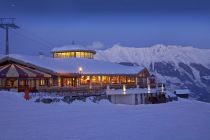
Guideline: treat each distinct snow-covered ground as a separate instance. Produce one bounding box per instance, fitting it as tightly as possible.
[0,91,210,140]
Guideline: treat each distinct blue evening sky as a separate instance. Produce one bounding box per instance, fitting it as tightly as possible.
[0,0,210,55]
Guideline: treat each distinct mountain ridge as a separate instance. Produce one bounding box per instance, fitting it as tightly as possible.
[96,44,210,67]
[95,44,210,102]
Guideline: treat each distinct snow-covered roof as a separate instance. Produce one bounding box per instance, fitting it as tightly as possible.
[166,91,177,97]
[0,54,145,75]
[52,44,95,53]
[175,89,191,94]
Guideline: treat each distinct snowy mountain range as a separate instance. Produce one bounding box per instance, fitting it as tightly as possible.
[95,44,210,102]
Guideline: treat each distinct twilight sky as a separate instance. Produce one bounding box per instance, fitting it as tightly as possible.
[0,0,210,55]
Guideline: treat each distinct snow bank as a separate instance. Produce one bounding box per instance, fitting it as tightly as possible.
[0,91,25,105]
[0,91,210,140]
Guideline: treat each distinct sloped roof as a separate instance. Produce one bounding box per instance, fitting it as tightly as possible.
[0,63,51,78]
[175,89,191,94]
[0,54,146,75]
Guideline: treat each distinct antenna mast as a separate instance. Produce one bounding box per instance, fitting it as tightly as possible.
[0,18,19,55]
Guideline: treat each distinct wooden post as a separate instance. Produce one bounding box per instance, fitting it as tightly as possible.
[100,75,103,87]
[77,78,79,86]
[135,77,138,88]
[110,76,112,86]
[17,79,19,92]
[34,79,36,91]
[61,77,63,87]
[89,76,92,89]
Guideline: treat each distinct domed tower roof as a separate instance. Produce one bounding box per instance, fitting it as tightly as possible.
[52,44,96,54]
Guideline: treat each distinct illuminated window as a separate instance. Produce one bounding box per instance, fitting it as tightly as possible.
[40,79,45,86]
[127,77,135,84]
[91,76,100,84]
[89,53,92,59]
[80,52,85,58]
[81,76,90,84]
[76,52,80,57]
[70,52,75,57]
[28,80,35,87]
[63,78,76,86]
[102,76,110,84]
[111,76,119,84]
[20,80,25,86]
[120,76,126,84]
[84,52,89,58]
[53,51,95,59]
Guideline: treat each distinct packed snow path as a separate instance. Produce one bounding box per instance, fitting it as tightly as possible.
[0,91,210,140]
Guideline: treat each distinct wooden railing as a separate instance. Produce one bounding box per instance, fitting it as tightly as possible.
[37,86,106,96]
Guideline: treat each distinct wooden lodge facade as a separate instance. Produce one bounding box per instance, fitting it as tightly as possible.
[0,46,156,93]
[0,57,153,93]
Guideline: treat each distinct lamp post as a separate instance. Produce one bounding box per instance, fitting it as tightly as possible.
[147,78,151,94]
[79,67,83,74]
[78,67,83,86]
[123,84,126,94]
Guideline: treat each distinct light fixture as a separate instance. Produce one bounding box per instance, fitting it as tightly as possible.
[123,84,126,94]
[78,67,83,74]
[147,83,151,93]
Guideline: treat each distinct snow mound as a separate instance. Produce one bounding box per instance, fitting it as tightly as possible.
[0,91,25,105]
[1,91,210,140]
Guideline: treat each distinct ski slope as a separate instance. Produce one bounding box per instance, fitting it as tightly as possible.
[0,91,210,140]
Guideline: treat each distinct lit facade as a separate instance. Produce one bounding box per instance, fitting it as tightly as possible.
[52,50,96,59]
[0,46,154,92]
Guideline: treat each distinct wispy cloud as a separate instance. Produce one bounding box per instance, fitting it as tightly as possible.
[87,41,105,50]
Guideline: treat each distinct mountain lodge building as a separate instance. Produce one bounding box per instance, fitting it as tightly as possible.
[0,45,155,93]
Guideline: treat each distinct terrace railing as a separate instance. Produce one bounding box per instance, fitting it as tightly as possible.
[36,85,106,96]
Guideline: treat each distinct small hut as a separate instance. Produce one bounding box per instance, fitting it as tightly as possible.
[174,89,190,98]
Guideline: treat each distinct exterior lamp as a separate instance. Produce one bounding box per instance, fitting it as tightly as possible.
[78,67,83,86]
[123,84,126,94]
[147,78,151,93]
[78,67,83,74]
[147,83,151,93]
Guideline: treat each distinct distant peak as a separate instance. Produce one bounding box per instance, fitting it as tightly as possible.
[106,44,196,51]
[150,44,192,49]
